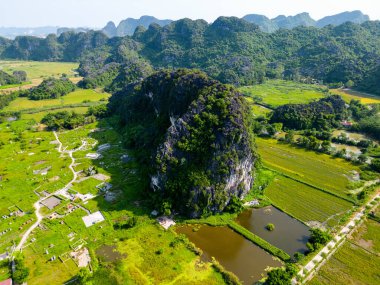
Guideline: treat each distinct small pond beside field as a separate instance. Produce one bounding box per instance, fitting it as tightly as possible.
[176,225,282,284]
[236,206,310,255]
[96,245,126,262]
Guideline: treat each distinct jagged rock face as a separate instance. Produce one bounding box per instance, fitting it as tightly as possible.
[151,83,255,217]
[110,69,256,217]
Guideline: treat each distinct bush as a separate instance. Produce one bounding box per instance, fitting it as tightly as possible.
[266,223,275,231]
[212,258,242,285]
[25,77,76,100]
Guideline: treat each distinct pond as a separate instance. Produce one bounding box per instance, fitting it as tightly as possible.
[236,206,310,255]
[176,225,282,284]
[96,244,126,262]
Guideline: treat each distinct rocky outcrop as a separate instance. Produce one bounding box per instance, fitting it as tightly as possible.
[110,69,256,217]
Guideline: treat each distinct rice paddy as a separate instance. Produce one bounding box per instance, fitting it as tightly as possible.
[239,80,327,108]
[257,138,360,199]
[265,176,353,226]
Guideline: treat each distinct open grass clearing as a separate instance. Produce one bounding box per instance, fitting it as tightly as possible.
[21,106,89,121]
[331,88,380,104]
[71,177,101,195]
[0,119,72,253]
[3,89,110,112]
[265,176,353,227]
[257,138,360,199]
[0,61,79,80]
[239,80,327,108]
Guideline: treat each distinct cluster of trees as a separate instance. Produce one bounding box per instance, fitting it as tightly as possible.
[0,70,26,86]
[20,77,76,100]
[12,257,29,284]
[265,263,297,285]
[271,95,347,130]
[1,19,380,94]
[306,228,332,252]
[41,111,95,130]
[0,92,18,110]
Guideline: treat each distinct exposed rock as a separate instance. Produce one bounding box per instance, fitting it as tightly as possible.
[110,69,256,217]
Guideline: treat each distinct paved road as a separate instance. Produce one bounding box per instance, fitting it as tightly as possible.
[295,189,380,284]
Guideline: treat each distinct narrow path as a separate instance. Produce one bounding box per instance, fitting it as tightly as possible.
[294,188,380,284]
[14,132,84,252]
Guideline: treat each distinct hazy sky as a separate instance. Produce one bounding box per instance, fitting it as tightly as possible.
[1,0,379,28]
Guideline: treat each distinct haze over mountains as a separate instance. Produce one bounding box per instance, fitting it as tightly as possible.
[0,10,371,38]
[243,10,370,32]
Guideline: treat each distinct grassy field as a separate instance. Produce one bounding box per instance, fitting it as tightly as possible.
[239,80,327,108]
[12,119,225,285]
[309,210,380,285]
[3,89,110,113]
[331,88,380,104]
[71,177,102,195]
[265,176,353,226]
[0,61,79,80]
[257,138,360,199]
[0,119,73,253]
[21,106,89,121]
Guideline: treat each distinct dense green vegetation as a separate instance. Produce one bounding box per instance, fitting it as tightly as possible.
[41,111,94,130]
[0,92,18,110]
[110,69,255,217]
[2,19,380,94]
[0,31,107,61]
[0,70,21,86]
[271,95,347,130]
[20,77,76,100]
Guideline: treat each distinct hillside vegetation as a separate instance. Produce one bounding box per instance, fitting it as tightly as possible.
[1,19,380,95]
[110,69,256,217]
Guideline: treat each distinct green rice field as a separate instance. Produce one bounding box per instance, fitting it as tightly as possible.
[265,176,353,226]
[257,138,360,199]
[0,61,79,80]
[3,89,110,113]
[239,80,327,108]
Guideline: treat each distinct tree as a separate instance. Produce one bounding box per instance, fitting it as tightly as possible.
[320,140,331,153]
[266,264,297,285]
[307,228,331,252]
[13,258,30,284]
[77,268,92,284]
[266,223,275,231]
[370,159,380,172]
[13,70,27,82]
[357,154,368,164]
[225,196,244,213]
[345,80,354,88]
[285,131,294,144]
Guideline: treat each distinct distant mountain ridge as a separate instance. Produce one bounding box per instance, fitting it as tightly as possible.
[243,10,370,32]
[101,16,172,37]
[0,11,371,39]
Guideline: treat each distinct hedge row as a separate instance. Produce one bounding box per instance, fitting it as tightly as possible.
[228,221,290,261]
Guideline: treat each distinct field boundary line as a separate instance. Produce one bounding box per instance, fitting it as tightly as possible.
[262,166,355,203]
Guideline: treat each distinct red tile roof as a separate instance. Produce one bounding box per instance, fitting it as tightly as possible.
[0,279,12,285]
